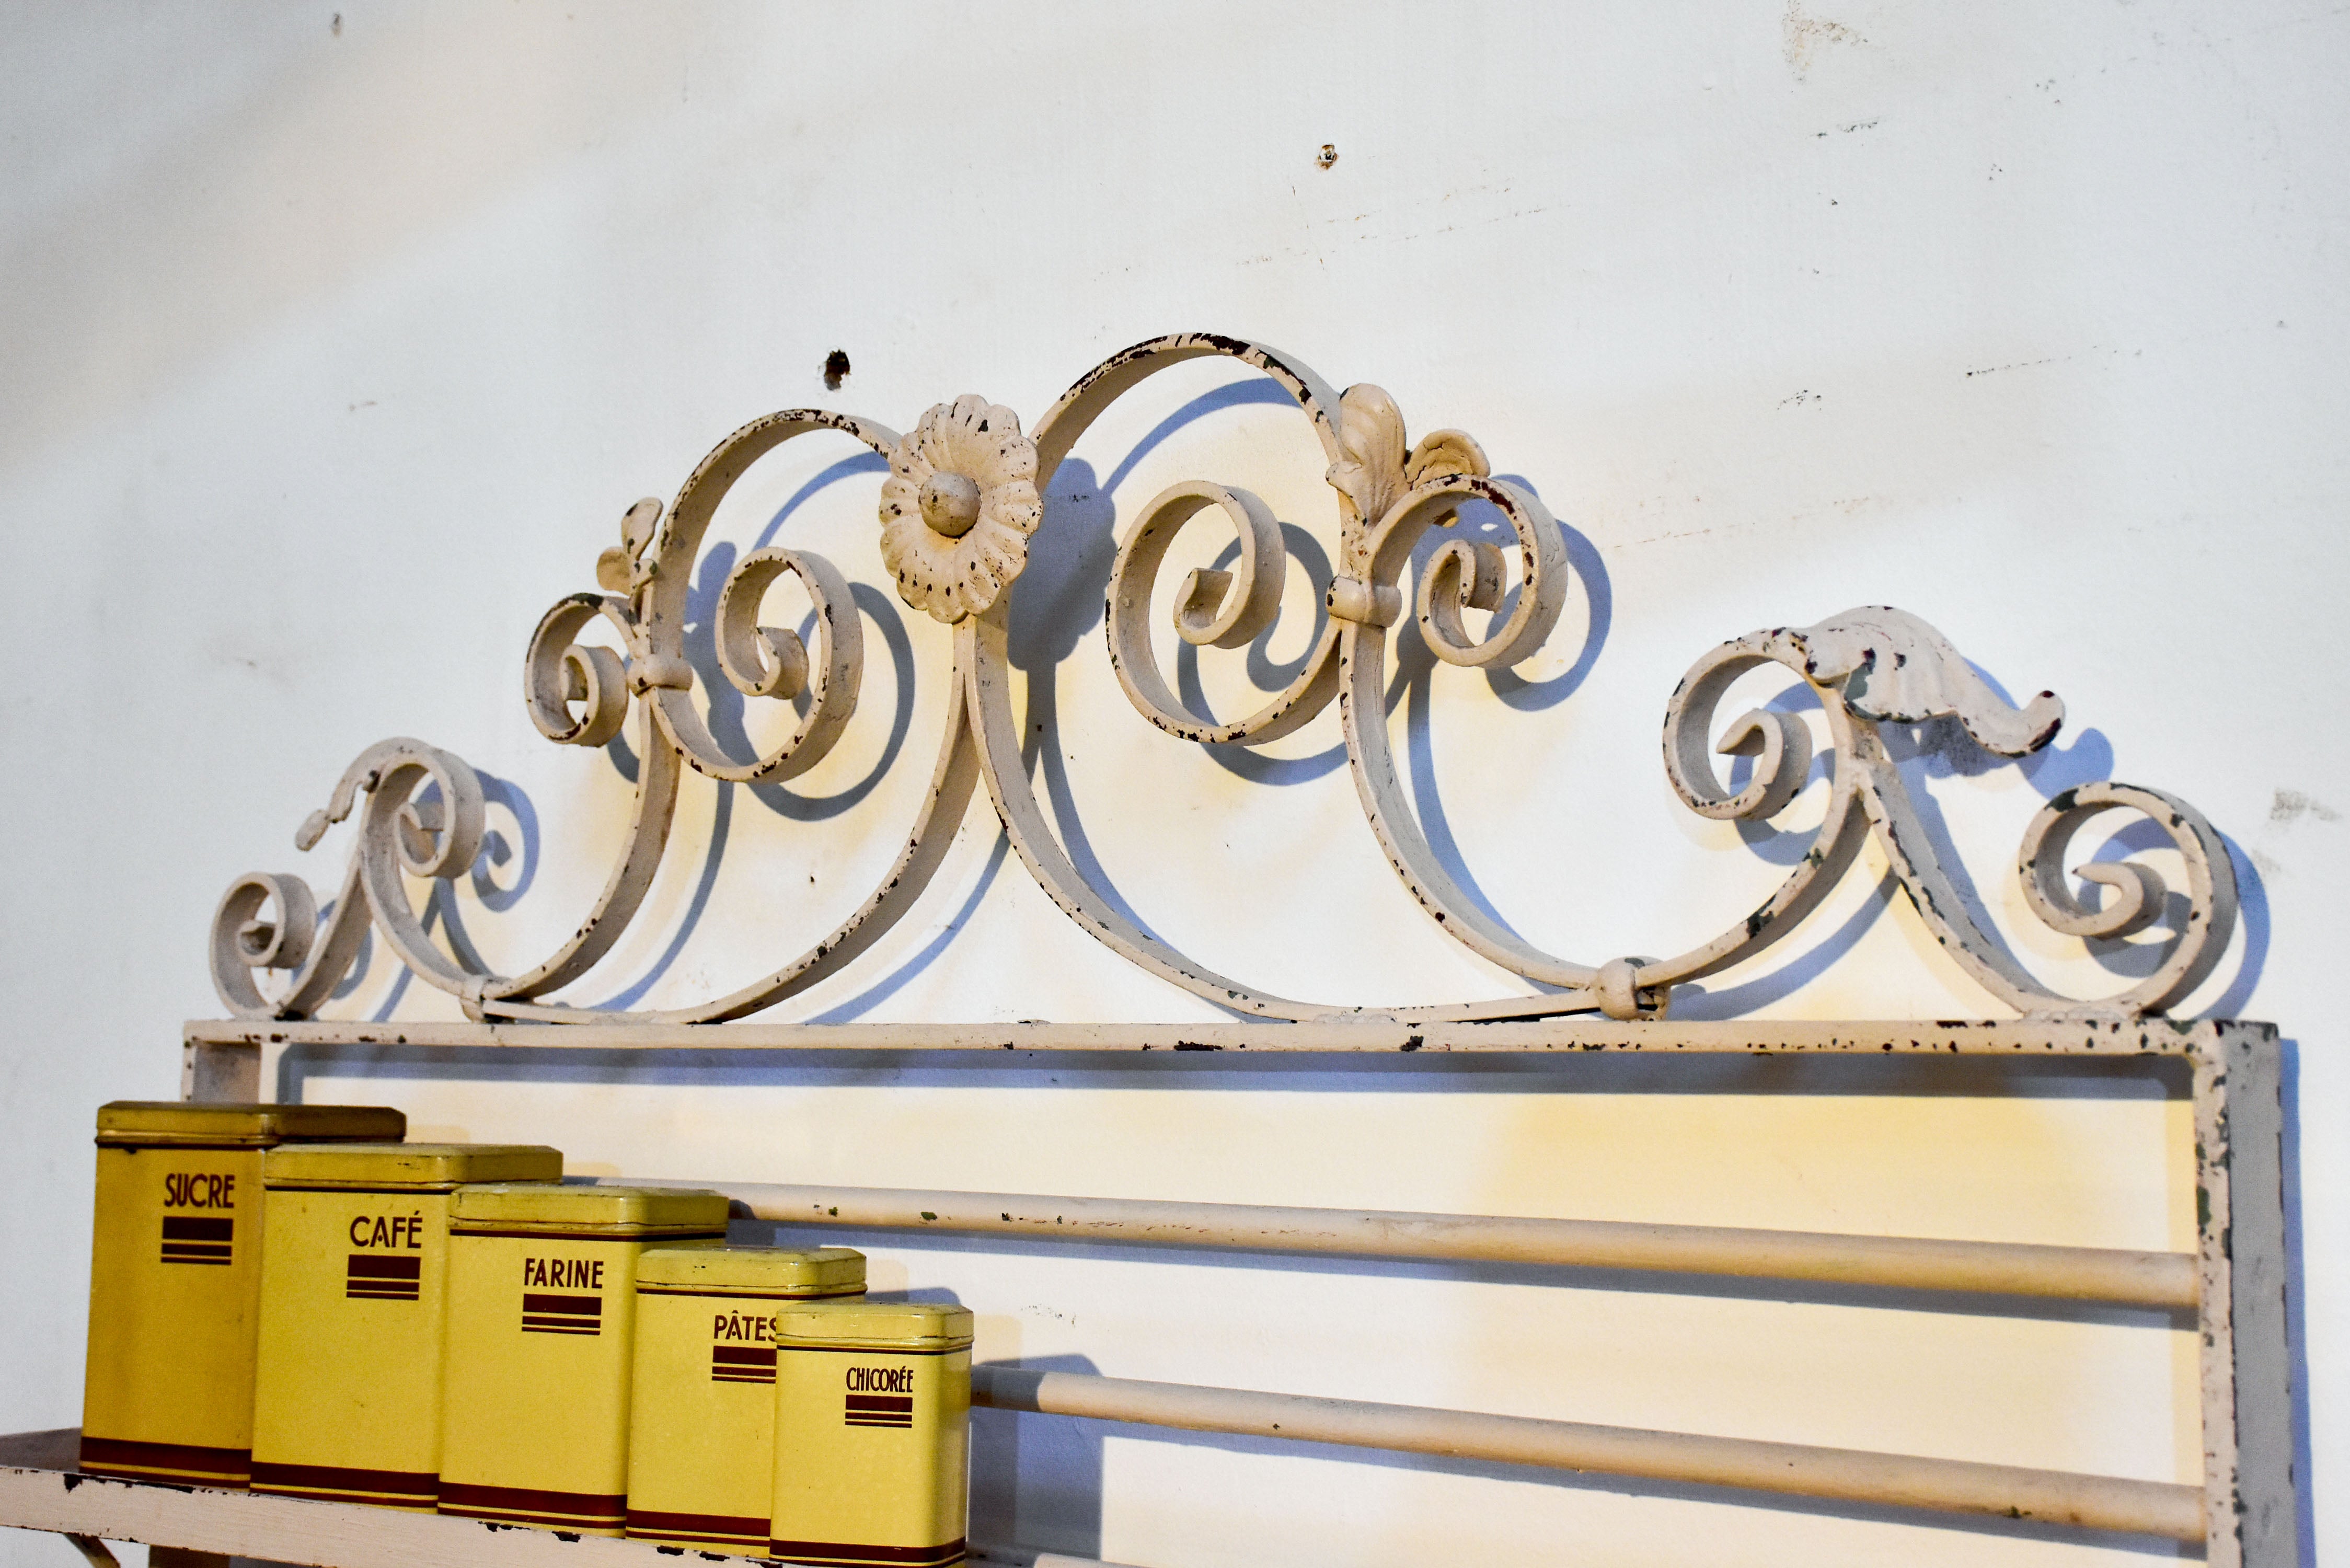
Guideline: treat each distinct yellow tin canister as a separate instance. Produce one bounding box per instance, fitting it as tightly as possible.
[625,1246,869,1551]
[438,1183,731,1535]
[769,1301,975,1568]
[248,1143,565,1508]
[80,1100,407,1488]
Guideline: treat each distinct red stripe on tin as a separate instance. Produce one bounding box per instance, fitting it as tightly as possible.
[439,1479,627,1521]
[250,1459,435,1499]
[78,1436,249,1483]
[450,1228,727,1243]
[626,1506,768,1544]
[769,1538,965,1566]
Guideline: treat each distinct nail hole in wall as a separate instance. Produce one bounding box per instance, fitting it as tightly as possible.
[823,350,851,391]
[1316,143,1338,170]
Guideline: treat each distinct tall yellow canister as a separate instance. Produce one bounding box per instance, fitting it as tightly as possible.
[438,1183,731,1534]
[625,1246,869,1551]
[80,1100,408,1487]
[769,1301,974,1568]
[248,1143,565,1508]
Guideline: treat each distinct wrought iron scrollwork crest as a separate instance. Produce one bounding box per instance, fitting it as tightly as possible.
[212,333,2239,1025]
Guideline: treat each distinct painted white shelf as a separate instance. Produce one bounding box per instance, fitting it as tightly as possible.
[0,1431,1115,1568]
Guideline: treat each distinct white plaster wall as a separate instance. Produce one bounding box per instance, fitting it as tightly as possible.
[2,3,2344,1564]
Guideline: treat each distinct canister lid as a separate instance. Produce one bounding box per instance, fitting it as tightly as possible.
[775,1299,975,1351]
[637,1244,867,1297]
[264,1143,564,1191]
[448,1182,731,1236]
[95,1101,407,1149]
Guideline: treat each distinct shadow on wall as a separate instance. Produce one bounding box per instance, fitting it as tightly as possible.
[969,1356,1106,1563]
[983,1414,2204,1561]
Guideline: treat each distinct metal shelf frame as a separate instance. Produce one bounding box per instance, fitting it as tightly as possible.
[2,1016,2278,1566]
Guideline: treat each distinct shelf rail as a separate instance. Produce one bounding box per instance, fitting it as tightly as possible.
[969,1367,2205,1543]
[583,1178,2204,1545]
[603,1178,2200,1308]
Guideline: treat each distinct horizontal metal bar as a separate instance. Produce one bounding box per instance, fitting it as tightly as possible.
[971,1367,2205,1542]
[610,1179,2198,1307]
[186,1016,2253,1058]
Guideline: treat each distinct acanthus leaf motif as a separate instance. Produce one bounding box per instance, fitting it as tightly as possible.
[1403,428,1490,488]
[1329,388,1492,541]
[1790,606,2065,755]
[594,497,665,595]
[1326,384,1410,537]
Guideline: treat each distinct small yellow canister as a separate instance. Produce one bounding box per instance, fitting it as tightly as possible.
[769,1300,974,1568]
[625,1246,869,1551]
[438,1183,731,1535]
[249,1143,564,1508]
[80,1100,407,1488]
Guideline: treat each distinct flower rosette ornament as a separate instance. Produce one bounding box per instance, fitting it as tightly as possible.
[878,394,1043,622]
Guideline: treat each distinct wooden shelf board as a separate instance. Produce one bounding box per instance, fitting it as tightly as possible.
[0,1431,1108,1568]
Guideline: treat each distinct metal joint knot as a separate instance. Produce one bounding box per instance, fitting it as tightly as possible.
[1326,575,1403,627]
[628,654,694,694]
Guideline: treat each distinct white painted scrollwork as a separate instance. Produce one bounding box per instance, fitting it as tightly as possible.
[1105,480,1316,744]
[2014,782,2237,1014]
[213,738,486,1018]
[210,335,2243,1026]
